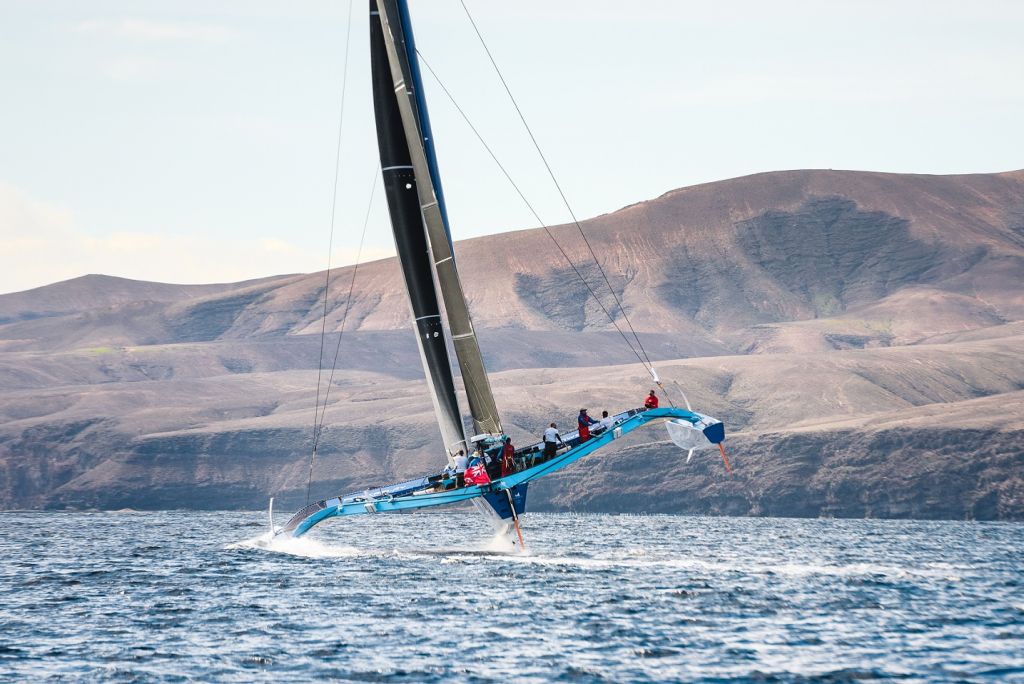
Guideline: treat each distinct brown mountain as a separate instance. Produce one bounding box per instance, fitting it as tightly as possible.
[1,169,1022,519]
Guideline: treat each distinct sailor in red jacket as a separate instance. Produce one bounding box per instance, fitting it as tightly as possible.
[644,390,659,410]
[577,408,597,442]
[500,436,516,477]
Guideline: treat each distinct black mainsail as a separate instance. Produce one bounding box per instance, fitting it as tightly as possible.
[373,0,502,438]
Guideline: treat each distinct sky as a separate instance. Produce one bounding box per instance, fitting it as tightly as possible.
[1,0,1022,294]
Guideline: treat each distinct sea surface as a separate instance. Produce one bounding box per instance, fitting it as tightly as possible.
[0,511,1021,683]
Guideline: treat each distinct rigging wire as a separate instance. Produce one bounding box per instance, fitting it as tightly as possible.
[416,52,654,374]
[314,168,379,444]
[457,0,656,373]
[306,166,378,505]
[307,0,355,506]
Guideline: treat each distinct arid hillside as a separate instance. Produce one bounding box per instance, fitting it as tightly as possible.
[1,169,1022,518]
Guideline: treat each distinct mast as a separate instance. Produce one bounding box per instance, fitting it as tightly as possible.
[374,0,503,437]
[370,1,466,456]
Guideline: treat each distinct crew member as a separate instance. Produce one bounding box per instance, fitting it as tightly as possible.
[500,436,516,477]
[470,443,485,467]
[542,422,562,459]
[578,408,597,442]
[597,410,615,434]
[453,449,468,487]
[644,390,659,410]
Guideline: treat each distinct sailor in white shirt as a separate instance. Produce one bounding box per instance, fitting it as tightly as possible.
[453,449,468,473]
[542,423,562,459]
[596,410,615,433]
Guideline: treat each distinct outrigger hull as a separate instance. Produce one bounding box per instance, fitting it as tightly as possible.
[277,407,723,538]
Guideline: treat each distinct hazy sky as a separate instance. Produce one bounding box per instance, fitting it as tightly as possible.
[2,0,1022,294]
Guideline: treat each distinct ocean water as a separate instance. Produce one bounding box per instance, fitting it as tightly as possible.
[0,512,1021,683]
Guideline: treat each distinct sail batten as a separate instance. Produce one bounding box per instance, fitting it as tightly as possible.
[376,0,503,437]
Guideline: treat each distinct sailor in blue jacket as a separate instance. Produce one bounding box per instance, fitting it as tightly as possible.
[578,408,597,442]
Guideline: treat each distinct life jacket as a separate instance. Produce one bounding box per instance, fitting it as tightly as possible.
[500,445,515,476]
[578,414,593,440]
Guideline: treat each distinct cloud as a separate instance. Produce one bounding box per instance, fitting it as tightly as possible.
[0,183,395,294]
[0,183,74,238]
[72,18,235,43]
[70,19,236,81]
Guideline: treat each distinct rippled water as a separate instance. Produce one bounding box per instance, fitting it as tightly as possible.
[1,511,1021,682]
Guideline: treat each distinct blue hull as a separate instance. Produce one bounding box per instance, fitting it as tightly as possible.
[483,483,528,519]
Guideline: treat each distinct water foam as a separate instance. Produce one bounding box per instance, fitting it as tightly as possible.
[227,527,525,561]
[227,532,360,559]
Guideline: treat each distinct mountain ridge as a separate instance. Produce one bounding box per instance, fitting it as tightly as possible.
[5,168,1022,346]
[1,168,1022,518]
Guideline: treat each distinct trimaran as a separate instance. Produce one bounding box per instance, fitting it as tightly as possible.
[274,0,727,546]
